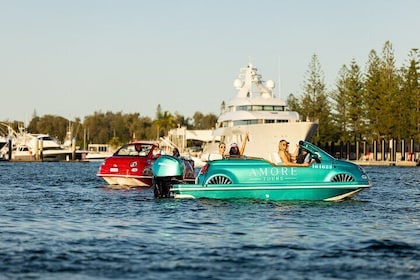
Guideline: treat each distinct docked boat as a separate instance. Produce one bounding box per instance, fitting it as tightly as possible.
[0,123,84,161]
[13,134,70,161]
[0,136,7,161]
[153,141,371,201]
[86,144,115,161]
[97,141,195,187]
[202,63,318,161]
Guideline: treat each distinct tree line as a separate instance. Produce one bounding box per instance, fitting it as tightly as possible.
[2,41,419,149]
[287,41,420,145]
[2,105,218,149]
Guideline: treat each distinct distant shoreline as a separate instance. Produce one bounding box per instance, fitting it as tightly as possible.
[352,160,419,167]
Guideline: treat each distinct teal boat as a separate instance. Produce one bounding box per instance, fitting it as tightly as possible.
[152,141,371,201]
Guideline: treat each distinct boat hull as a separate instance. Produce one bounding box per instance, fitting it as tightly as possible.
[11,150,86,161]
[97,164,153,187]
[100,175,153,187]
[166,141,372,201]
[171,183,370,201]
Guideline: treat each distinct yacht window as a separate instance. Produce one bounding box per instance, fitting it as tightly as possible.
[262,106,274,111]
[233,119,261,126]
[234,105,286,112]
[274,106,285,111]
[39,136,55,141]
[237,105,252,111]
[222,122,230,128]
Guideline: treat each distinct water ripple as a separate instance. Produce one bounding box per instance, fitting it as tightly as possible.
[0,162,419,279]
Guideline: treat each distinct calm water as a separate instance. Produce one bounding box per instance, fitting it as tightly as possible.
[0,162,419,280]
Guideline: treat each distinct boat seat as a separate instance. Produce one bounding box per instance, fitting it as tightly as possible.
[270,152,282,165]
[208,153,223,161]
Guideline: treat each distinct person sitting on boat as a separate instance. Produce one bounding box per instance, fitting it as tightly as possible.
[172,147,180,157]
[227,132,249,158]
[207,142,226,160]
[228,143,241,158]
[296,147,311,164]
[277,139,309,166]
[152,147,162,158]
[218,142,227,158]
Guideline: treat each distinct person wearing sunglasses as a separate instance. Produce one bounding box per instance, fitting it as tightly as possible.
[218,142,227,159]
[278,139,309,166]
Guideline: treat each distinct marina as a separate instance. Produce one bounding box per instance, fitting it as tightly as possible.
[0,123,87,162]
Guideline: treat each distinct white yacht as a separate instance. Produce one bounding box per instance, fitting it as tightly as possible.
[0,123,85,161]
[202,63,318,161]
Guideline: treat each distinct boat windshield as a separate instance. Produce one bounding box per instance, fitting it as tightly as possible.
[115,143,154,156]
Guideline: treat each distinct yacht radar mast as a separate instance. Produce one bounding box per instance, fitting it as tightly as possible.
[234,64,275,99]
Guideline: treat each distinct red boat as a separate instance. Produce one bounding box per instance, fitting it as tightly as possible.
[97,141,160,187]
[97,141,196,187]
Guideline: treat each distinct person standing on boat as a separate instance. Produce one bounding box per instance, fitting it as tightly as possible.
[278,140,309,166]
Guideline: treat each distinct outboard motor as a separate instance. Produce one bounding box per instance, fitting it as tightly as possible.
[152,155,195,198]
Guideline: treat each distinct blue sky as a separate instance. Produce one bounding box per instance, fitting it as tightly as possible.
[1,0,419,123]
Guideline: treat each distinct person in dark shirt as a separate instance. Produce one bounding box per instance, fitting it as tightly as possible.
[172,148,180,157]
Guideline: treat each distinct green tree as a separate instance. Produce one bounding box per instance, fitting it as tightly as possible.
[83,111,115,144]
[286,93,302,114]
[364,49,382,141]
[134,116,153,141]
[400,48,420,142]
[27,114,69,142]
[153,110,176,140]
[331,65,350,142]
[201,113,218,129]
[377,41,400,140]
[191,112,218,129]
[192,112,204,129]
[300,54,332,143]
[174,112,192,129]
[344,59,366,141]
